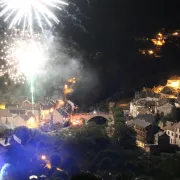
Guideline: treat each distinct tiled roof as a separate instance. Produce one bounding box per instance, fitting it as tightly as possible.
[145,101,156,106]
[164,122,180,131]
[138,107,149,114]
[8,107,26,115]
[56,108,69,118]
[21,106,40,110]
[134,119,151,128]
[0,109,12,117]
[136,114,156,124]
[27,112,34,117]
[158,98,169,106]
[164,122,175,131]
[155,131,166,137]
[20,115,31,121]
[174,122,180,129]
[168,76,180,80]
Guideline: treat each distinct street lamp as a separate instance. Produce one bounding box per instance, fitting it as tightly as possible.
[41,155,46,160]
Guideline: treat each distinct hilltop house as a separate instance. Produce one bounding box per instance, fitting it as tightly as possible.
[130,98,158,117]
[166,76,180,89]
[158,102,173,115]
[130,97,174,118]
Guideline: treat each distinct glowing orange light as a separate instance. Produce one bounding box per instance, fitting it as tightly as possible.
[151,38,165,46]
[67,77,76,83]
[157,32,163,37]
[64,84,68,89]
[71,119,82,126]
[46,163,51,169]
[57,167,63,172]
[173,32,179,36]
[148,50,154,55]
[27,117,38,129]
[50,108,54,113]
[170,81,179,87]
[64,85,73,95]
[41,155,46,160]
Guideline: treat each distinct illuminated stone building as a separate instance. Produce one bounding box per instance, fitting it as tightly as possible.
[130,98,159,118]
[166,76,180,89]
[133,119,155,148]
[164,122,180,147]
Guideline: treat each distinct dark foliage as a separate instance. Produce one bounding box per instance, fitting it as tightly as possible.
[71,172,102,180]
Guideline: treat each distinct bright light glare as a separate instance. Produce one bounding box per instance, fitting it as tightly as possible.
[41,155,46,160]
[27,117,38,128]
[171,82,179,87]
[14,39,44,77]
[0,29,47,84]
[0,0,68,32]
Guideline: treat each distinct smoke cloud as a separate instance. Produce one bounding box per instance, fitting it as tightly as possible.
[0,0,100,105]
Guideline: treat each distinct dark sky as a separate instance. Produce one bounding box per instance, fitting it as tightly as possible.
[0,0,179,105]
[64,0,180,104]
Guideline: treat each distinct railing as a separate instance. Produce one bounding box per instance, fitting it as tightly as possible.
[73,112,110,116]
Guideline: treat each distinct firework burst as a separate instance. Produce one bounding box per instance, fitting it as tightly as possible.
[0,0,68,32]
[0,28,48,84]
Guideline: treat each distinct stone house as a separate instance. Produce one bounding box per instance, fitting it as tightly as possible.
[157,102,173,116]
[21,100,40,119]
[145,131,170,154]
[12,115,28,128]
[130,98,159,118]
[165,122,180,146]
[130,97,174,118]
[154,131,170,147]
[136,114,156,124]
[43,108,68,125]
[133,119,155,148]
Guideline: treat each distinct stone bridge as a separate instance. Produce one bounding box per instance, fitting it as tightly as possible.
[71,112,113,122]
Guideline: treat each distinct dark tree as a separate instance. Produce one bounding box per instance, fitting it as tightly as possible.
[13,126,31,145]
[71,172,102,180]
[113,122,136,149]
[50,154,61,168]
[98,157,112,171]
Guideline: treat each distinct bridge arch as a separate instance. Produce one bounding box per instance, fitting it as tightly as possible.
[88,116,108,125]
[70,113,113,125]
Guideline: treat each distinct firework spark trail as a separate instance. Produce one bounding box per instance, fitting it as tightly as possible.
[0,0,68,32]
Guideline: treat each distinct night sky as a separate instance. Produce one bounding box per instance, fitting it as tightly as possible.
[1,0,180,105]
[64,0,180,104]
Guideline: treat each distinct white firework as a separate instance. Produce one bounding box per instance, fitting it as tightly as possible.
[0,28,48,84]
[0,0,68,32]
